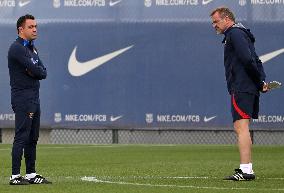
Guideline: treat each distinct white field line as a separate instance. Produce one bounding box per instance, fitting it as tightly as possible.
[90,176,212,179]
[81,176,284,191]
[99,176,284,180]
[79,175,284,180]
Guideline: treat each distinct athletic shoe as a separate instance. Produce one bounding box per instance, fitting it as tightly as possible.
[27,174,52,184]
[9,176,30,185]
[224,169,255,181]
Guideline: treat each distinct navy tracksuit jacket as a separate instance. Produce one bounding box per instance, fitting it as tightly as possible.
[8,37,47,175]
[222,23,266,96]
[8,37,46,104]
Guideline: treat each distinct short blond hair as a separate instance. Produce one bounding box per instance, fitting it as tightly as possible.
[210,7,235,22]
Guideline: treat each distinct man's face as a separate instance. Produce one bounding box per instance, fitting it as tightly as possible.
[211,12,228,34]
[19,19,37,40]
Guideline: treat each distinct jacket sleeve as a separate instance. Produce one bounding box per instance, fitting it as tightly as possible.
[255,56,266,82]
[10,44,47,80]
[229,29,264,90]
[35,58,47,80]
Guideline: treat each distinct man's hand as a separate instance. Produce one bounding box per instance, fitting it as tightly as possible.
[262,81,269,92]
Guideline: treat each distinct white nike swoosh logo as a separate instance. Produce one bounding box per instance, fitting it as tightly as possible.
[109,0,122,6]
[19,0,31,7]
[110,115,123,122]
[204,116,217,122]
[259,48,284,63]
[202,0,214,5]
[68,45,133,76]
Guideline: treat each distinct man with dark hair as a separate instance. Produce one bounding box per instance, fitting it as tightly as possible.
[210,7,269,181]
[8,14,51,185]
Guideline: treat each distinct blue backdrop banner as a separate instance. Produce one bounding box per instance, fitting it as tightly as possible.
[0,1,283,129]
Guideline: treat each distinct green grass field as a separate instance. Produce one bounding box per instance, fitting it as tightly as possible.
[0,144,283,193]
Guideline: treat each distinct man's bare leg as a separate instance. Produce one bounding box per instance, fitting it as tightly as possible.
[233,119,252,164]
[223,118,255,180]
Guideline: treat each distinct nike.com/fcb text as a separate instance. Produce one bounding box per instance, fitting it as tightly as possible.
[0,113,15,121]
[253,115,284,123]
[157,115,200,122]
[155,0,198,6]
[65,114,107,122]
[251,0,284,5]
[64,0,105,7]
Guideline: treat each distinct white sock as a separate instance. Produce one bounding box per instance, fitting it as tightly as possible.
[249,163,254,174]
[11,174,21,180]
[25,173,37,179]
[240,163,254,174]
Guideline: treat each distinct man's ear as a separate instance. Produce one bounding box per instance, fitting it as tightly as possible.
[18,26,23,33]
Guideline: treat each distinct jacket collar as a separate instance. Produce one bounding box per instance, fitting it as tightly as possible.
[16,37,34,47]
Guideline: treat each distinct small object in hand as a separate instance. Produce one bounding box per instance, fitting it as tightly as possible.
[267,81,282,90]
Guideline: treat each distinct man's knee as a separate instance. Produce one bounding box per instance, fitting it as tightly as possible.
[234,119,250,134]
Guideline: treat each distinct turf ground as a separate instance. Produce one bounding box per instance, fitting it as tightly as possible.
[0,144,283,193]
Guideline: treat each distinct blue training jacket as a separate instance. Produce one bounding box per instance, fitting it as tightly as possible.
[222,23,266,96]
[8,37,47,105]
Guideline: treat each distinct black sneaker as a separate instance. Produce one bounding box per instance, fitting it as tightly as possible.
[27,174,52,184]
[224,169,255,181]
[9,176,30,185]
